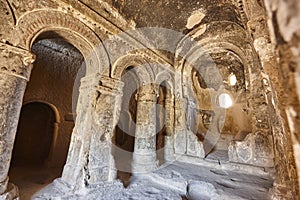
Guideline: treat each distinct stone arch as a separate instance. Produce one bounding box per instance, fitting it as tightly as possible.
[174,38,253,157]
[16,9,109,75]
[155,70,175,94]
[22,100,61,162]
[178,43,250,120]
[111,54,155,85]
[0,0,15,29]
[175,39,251,98]
[175,21,250,76]
[122,69,140,92]
[12,101,57,166]
[177,42,248,72]
[23,99,60,123]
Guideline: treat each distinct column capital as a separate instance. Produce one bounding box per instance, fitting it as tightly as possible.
[136,84,159,102]
[80,73,124,95]
[0,42,35,81]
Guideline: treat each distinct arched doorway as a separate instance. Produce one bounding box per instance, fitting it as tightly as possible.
[156,81,173,166]
[187,49,251,160]
[9,102,60,200]
[113,67,139,186]
[9,36,84,199]
[11,102,56,166]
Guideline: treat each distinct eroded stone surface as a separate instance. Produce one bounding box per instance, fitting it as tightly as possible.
[0,0,299,199]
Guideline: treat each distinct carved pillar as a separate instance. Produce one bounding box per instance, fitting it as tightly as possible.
[174,98,187,155]
[164,90,175,161]
[186,99,205,158]
[164,90,174,137]
[132,84,158,174]
[62,74,124,187]
[0,43,35,198]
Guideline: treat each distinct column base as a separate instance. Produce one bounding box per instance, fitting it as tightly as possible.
[132,153,158,174]
[186,131,205,158]
[164,136,175,162]
[174,129,187,155]
[0,183,19,200]
[32,178,124,199]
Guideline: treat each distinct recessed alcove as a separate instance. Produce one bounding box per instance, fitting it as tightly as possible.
[8,35,84,199]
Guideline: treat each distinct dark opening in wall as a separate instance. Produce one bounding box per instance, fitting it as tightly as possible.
[156,83,167,165]
[11,102,55,167]
[8,35,84,199]
[113,67,139,186]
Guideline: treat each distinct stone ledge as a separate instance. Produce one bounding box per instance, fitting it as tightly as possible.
[175,154,274,178]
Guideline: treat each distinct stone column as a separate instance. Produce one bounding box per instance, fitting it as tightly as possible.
[164,90,175,161]
[164,90,174,137]
[174,98,187,155]
[186,99,205,158]
[62,74,124,187]
[0,43,35,199]
[132,84,158,174]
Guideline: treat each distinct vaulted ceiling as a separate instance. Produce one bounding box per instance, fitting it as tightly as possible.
[79,0,244,31]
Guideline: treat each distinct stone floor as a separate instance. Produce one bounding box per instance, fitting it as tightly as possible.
[154,160,274,199]
[9,165,62,200]
[9,156,274,200]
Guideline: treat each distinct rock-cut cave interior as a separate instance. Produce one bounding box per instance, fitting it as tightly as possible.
[0,0,300,199]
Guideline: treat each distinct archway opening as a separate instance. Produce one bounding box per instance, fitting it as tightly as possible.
[11,102,55,166]
[156,84,166,165]
[156,81,173,166]
[113,66,138,186]
[9,34,85,199]
[190,50,251,160]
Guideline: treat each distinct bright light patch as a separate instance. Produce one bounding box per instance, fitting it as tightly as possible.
[228,73,237,86]
[218,93,233,108]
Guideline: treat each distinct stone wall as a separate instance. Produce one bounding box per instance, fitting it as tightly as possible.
[263,0,300,197]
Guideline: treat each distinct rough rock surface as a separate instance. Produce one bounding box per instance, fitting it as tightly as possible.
[0,0,299,199]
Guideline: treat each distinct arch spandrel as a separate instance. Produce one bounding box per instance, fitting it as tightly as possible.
[15,10,110,76]
[111,54,155,85]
